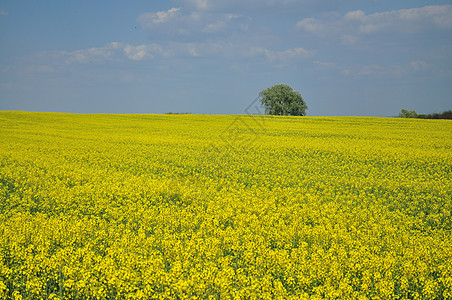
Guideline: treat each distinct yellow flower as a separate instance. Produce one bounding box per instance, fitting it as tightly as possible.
[0,112,451,299]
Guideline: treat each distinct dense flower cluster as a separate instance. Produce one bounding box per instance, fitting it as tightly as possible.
[0,111,451,299]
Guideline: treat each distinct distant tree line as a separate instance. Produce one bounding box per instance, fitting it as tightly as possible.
[399,109,452,120]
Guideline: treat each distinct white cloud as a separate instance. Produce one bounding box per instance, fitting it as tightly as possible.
[164,42,313,64]
[124,45,149,61]
[178,0,303,12]
[137,8,181,30]
[265,47,314,63]
[123,44,167,60]
[64,47,113,64]
[0,10,8,16]
[343,10,366,22]
[298,5,452,36]
[29,41,312,69]
[135,3,311,67]
[137,7,248,37]
[33,42,168,66]
[296,17,328,36]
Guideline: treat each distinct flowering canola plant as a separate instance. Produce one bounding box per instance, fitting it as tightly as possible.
[0,111,451,299]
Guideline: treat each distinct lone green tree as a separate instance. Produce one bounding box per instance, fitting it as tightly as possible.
[399,109,418,118]
[259,84,307,116]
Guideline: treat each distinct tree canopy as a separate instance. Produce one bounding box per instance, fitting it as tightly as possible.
[399,109,418,118]
[259,84,307,116]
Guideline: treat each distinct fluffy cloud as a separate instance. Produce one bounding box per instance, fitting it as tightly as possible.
[134,4,314,67]
[178,0,305,12]
[264,47,314,63]
[29,41,312,71]
[137,7,247,37]
[169,42,313,64]
[16,2,315,78]
[32,42,168,66]
[122,44,167,60]
[296,18,328,36]
[63,46,114,64]
[297,5,452,37]
[137,7,181,29]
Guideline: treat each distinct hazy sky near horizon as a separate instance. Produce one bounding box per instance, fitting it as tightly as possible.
[1,0,451,116]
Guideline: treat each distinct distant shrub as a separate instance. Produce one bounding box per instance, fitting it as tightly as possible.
[420,110,452,119]
[399,109,452,120]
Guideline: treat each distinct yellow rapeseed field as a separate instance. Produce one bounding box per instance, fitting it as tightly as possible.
[0,111,451,299]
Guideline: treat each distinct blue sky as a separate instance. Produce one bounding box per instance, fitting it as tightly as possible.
[0,0,451,116]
